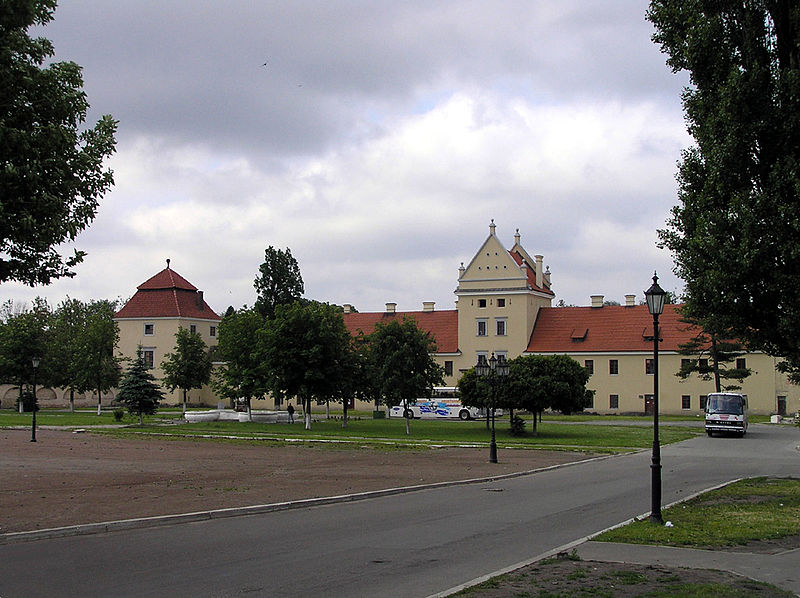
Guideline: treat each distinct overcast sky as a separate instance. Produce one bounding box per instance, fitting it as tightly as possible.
[4,1,691,316]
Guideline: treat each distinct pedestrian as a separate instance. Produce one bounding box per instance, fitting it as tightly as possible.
[287,403,295,423]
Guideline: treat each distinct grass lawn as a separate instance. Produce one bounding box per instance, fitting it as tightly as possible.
[0,408,703,451]
[595,477,800,548]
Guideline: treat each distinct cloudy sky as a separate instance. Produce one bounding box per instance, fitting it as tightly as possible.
[5,1,691,316]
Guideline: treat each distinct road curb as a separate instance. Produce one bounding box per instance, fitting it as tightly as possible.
[0,453,614,545]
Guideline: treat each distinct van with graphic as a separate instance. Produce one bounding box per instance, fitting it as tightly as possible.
[704,392,747,437]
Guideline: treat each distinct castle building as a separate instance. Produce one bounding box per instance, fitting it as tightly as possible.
[113,261,221,406]
[343,222,798,416]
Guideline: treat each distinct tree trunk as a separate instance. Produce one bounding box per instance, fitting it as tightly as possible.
[69,387,75,413]
[342,397,348,428]
[96,385,102,415]
[304,397,312,430]
[182,389,187,415]
[403,400,411,435]
[18,385,23,413]
[532,411,539,436]
[325,399,330,419]
[247,397,252,422]
[139,412,143,425]
[711,337,722,392]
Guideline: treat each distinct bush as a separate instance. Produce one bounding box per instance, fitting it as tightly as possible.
[16,389,38,413]
[113,407,125,422]
[510,415,526,436]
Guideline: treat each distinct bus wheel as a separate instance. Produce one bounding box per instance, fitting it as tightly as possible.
[706,430,713,437]
[459,410,470,421]
[403,409,413,419]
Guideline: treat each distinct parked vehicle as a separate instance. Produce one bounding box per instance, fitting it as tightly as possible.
[389,387,493,420]
[705,392,748,437]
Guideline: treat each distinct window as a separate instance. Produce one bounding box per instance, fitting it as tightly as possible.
[681,358,691,369]
[444,361,453,377]
[496,319,507,336]
[586,394,594,408]
[699,358,709,370]
[476,352,488,367]
[681,395,691,410]
[700,395,708,410]
[497,298,506,308]
[584,360,594,375]
[210,326,216,337]
[144,323,154,336]
[736,357,746,370]
[478,299,487,308]
[189,324,197,334]
[645,359,654,375]
[477,319,488,336]
[609,394,619,409]
[143,349,155,369]
[609,359,619,375]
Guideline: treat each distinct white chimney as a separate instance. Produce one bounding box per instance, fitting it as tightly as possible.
[625,294,636,307]
[343,304,353,314]
[423,301,435,313]
[385,302,397,314]
[489,219,496,236]
[458,262,466,279]
[591,295,604,308]
[535,255,544,288]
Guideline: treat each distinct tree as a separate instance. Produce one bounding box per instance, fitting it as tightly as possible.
[648,1,800,379]
[369,317,444,435]
[0,0,117,285]
[161,327,213,414]
[47,297,87,412]
[507,355,592,435]
[258,301,356,430]
[0,298,51,410]
[253,246,304,319]
[74,300,121,415]
[118,347,164,425]
[676,318,751,392]
[213,306,267,418]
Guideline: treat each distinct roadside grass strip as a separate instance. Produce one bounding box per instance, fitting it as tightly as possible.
[595,477,800,548]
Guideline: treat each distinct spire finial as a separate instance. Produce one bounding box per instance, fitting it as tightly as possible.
[166,258,171,269]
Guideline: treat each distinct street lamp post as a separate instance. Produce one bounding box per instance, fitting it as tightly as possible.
[31,357,40,443]
[475,353,509,463]
[644,273,666,525]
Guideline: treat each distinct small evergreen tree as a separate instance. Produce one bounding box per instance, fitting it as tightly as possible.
[118,348,164,425]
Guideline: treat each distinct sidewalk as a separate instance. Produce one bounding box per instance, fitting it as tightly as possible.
[575,541,800,597]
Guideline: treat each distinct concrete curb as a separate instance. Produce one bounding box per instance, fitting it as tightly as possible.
[0,453,614,545]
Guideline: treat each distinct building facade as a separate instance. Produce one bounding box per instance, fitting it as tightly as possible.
[113,261,221,406]
[343,222,799,416]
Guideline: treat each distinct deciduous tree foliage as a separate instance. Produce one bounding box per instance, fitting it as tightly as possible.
[369,317,444,435]
[0,0,117,285]
[258,301,355,430]
[74,300,121,415]
[0,298,51,409]
[161,327,213,414]
[47,297,87,412]
[253,246,304,319]
[212,306,267,416]
[118,347,163,425]
[648,1,800,378]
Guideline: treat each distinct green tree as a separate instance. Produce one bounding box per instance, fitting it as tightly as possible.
[507,355,592,434]
[47,297,87,412]
[648,1,800,379]
[369,317,444,435]
[676,318,751,392]
[0,0,117,285]
[258,301,356,430]
[118,347,164,425]
[74,300,121,415]
[213,306,267,418]
[253,246,304,319]
[0,298,51,410]
[161,327,213,414]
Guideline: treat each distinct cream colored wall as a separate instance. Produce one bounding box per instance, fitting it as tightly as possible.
[556,351,799,416]
[116,317,220,407]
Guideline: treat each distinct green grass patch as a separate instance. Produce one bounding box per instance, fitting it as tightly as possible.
[596,477,800,548]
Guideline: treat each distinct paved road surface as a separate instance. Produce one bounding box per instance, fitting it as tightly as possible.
[1,424,797,597]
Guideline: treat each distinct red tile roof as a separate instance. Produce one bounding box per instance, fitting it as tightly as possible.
[342,310,459,354]
[508,250,553,295]
[115,267,221,320]
[526,304,698,353]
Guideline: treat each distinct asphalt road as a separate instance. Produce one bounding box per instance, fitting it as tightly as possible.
[1,424,797,597]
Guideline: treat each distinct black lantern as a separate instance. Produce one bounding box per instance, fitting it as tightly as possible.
[644,273,665,524]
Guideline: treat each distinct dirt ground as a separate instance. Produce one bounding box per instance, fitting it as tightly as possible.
[0,428,594,534]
